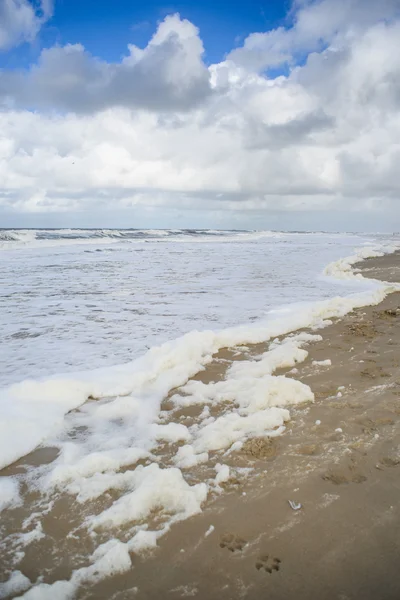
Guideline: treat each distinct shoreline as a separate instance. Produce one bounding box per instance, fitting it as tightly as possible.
[90,250,400,600]
[1,250,400,600]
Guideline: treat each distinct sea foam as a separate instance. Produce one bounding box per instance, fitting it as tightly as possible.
[0,235,399,599]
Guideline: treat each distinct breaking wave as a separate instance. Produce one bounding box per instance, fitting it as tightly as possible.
[0,228,268,250]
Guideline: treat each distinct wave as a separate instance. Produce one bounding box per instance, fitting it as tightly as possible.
[0,228,267,250]
[1,228,337,251]
[0,230,37,244]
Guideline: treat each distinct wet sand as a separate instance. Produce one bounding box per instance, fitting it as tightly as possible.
[1,251,400,599]
[91,251,400,600]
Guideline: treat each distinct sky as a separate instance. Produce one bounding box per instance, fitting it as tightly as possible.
[0,0,400,231]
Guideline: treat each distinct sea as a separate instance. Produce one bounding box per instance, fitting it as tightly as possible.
[0,228,399,599]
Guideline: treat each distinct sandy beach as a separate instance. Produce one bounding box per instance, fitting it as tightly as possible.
[88,250,400,600]
[1,250,400,600]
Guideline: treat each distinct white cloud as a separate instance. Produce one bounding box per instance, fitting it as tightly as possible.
[0,0,53,50]
[0,1,400,230]
[228,0,400,72]
[0,14,212,112]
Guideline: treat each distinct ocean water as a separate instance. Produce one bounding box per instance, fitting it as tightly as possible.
[0,229,399,599]
[0,228,394,387]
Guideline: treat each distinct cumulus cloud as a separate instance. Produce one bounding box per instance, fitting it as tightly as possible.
[0,0,53,50]
[228,0,400,72]
[0,0,400,229]
[0,14,212,112]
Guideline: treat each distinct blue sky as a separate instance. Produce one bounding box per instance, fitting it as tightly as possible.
[0,0,290,69]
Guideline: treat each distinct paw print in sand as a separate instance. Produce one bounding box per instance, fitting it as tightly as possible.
[219,533,247,552]
[255,554,281,573]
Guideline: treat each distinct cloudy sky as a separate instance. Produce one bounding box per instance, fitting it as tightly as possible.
[0,0,400,231]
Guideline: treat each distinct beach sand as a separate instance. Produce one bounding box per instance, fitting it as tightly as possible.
[1,251,400,599]
[88,251,400,600]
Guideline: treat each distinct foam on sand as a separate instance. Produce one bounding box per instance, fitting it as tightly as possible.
[14,539,132,600]
[312,359,332,367]
[323,243,396,280]
[170,334,316,459]
[0,572,31,599]
[89,463,207,530]
[0,477,21,513]
[1,240,399,598]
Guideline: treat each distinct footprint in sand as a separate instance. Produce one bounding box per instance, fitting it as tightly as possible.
[241,437,277,460]
[358,417,394,435]
[296,444,320,456]
[255,554,281,573]
[219,476,242,492]
[322,471,367,485]
[219,533,247,552]
[379,456,400,468]
[360,366,391,379]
